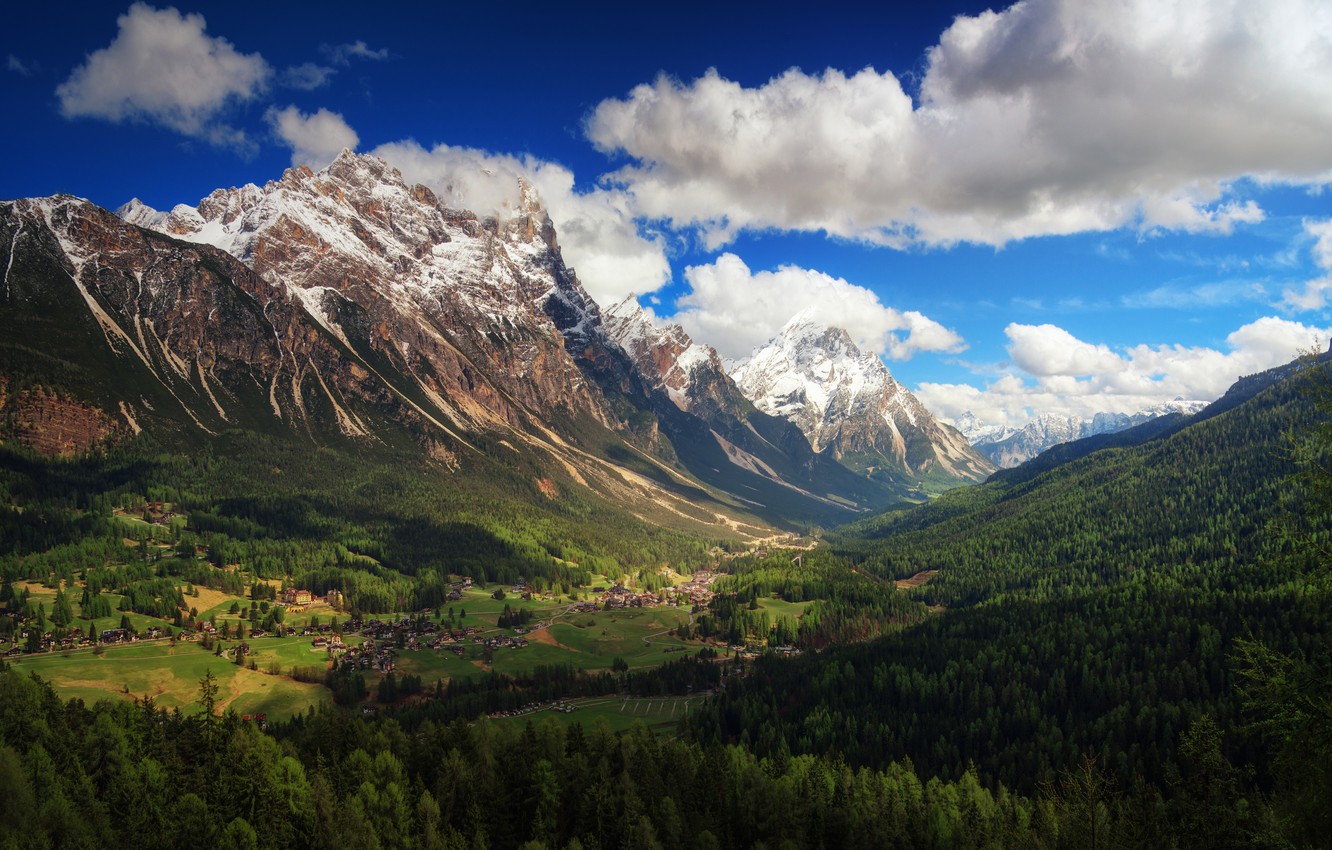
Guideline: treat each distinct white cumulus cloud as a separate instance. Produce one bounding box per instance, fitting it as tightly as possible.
[674,253,965,361]
[268,105,359,169]
[1282,219,1332,310]
[371,139,670,307]
[56,3,270,148]
[917,316,1331,427]
[587,0,1332,250]
[1005,324,1123,377]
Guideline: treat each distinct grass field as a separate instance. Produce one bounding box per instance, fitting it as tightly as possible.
[755,597,813,620]
[449,587,570,624]
[392,646,489,684]
[109,507,188,537]
[389,604,698,682]
[7,639,328,718]
[528,607,693,667]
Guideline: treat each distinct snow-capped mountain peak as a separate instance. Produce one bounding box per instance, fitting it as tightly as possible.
[730,318,994,487]
[117,150,607,432]
[952,411,1016,445]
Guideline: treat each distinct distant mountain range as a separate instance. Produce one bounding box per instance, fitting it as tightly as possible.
[0,151,990,530]
[956,401,1209,468]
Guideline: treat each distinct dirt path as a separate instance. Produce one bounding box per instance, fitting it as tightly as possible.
[215,669,246,714]
[641,609,694,647]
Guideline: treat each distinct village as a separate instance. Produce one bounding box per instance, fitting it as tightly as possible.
[0,531,822,736]
[1,566,727,668]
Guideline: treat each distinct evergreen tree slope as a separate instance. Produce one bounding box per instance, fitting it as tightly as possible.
[836,356,1326,607]
[685,355,1331,808]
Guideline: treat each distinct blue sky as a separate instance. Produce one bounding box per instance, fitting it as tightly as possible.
[5,0,1332,428]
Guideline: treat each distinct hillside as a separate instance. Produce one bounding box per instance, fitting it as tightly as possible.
[836,354,1326,605]
[687,354,1331,807]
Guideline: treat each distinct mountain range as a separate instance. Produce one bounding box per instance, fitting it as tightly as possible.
[956,401,1209,468]
[0,151,987,529]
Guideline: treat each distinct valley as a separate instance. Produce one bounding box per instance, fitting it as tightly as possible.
[0,153,1328,850]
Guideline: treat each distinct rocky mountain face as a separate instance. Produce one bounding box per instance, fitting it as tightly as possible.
[602,298,717,413]
[729,317,995,490]
[603,297,772,425]
[599,297,893,515]
[120,151,609,438]
[0,377,125,457]
[1,152,900,528]
[964,401,1209,469]
[951,411,1015,446]
[0,194,370,444]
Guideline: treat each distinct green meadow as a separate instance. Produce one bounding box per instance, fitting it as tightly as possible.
[7,639,326,718]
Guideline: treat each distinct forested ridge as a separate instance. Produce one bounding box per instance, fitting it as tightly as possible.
[684,360,1332,847]
[833,369,1321,607]
[0,665,1278,850]
[687,560,1319,790]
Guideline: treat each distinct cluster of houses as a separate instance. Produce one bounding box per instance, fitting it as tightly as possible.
[5,623,173,655]
[578,571,720,612]
[358,616,433,643]
[488,699,578,719]
[350,614,531,656]
[443,576,474,602]
[672,570,719,608]
[9,630,92,654]
[331,637,396,674]
[308,634,347,653]
[507,578,561,603]
[425,627,479,652]
[477,634,528,651]
[124,500,178,527]
[725,643,803,660]
[594,584,665,609]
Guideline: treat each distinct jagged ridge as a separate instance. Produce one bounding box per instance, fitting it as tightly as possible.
[2,153,904,528]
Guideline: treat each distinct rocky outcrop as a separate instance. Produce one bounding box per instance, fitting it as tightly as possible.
[602,297,729,413]
[0,381,124,457]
